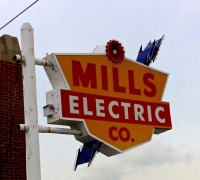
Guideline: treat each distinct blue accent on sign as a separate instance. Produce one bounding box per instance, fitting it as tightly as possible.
[74,140,102,170]
[136,35,164,66]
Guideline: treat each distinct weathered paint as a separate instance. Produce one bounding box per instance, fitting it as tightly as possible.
[17,124,82,135]
[21,22,41,180]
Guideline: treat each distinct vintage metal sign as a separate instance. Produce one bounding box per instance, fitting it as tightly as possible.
[43,53,172,155]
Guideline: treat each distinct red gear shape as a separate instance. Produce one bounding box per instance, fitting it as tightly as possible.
[105,40,125,63]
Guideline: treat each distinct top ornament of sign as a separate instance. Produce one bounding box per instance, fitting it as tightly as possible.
[105,40,125,64]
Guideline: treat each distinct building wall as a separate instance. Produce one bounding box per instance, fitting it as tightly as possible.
[0,35,26,180]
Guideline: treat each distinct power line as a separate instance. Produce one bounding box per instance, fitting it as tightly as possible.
[0,0,39,31]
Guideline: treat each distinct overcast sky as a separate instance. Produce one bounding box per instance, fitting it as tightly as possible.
[1,0,200,179]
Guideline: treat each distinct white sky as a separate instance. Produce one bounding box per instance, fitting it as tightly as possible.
[1,0,200,179]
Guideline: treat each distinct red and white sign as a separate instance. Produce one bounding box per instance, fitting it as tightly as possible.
[61,90,171,127]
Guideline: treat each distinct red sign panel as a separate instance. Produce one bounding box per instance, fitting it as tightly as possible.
[61,90,171,127]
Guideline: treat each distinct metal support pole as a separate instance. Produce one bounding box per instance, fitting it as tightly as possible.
[38,126,82,135]
[21,22,41,180]
[35,58,52,66]
[17,124,82,135]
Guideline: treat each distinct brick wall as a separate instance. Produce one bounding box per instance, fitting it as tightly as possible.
[0,35,26,180]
